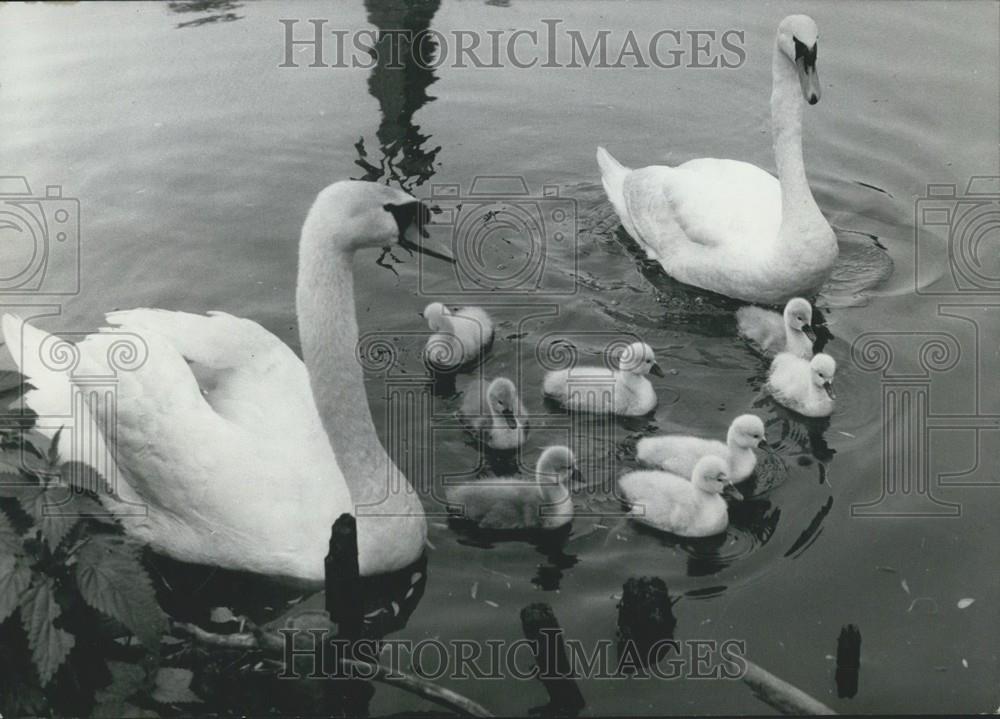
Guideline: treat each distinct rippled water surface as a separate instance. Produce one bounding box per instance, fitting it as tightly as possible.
[1,0,998,715]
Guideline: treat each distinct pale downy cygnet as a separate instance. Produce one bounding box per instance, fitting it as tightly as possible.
[446,446,577,530]
[636,414,766,483]
[423,302,494,371]
[767,352,836,417]
[619,456,739,538]
[542,341,664,416]
[460,377,527,449]
[736,297,815,359]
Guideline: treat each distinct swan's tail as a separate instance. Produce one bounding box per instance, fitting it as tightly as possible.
[0,315,125,493]
[596,146,632,225]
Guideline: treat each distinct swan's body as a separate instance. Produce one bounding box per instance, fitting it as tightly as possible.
[767,352,836,417]
[423,303,493,371]
[736,298,814,358]
[447,446,576,530]
[543,341,663,417]
[635,414,765,483]
[2,181,447,582]
[619,456,735,537]
[596,15,837,304]
[459,377,527,450]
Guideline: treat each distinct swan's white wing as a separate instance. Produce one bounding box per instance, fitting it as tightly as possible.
[104,310,327,452]
[623,159,782,257]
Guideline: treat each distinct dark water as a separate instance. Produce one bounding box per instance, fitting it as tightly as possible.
[1,0,998,715]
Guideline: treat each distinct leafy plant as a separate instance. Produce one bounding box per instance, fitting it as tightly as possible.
[0,428,167,716]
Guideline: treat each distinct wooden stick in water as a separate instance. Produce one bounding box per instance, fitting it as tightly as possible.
[519,603,586,716]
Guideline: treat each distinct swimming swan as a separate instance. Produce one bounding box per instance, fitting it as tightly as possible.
[767,352,836,417]
[543,341,664,417]
[1,180,455,583]
[459,376,528,450]
[635,414,766,483]
[423,302,494,371]
[596,15,837,303]
[619,456,739,537]
[447,446,576,530]
[736,298,815,358]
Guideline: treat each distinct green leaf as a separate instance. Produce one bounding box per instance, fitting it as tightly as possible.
[47,427,63,468]
[0,469,35,498]
[20,487,81,552]
[0,555,31,623]
[151,667,201,704]
[75,536,166,650]
[92,661,149,718]
[20,578,75,686]
[0,510,24,556]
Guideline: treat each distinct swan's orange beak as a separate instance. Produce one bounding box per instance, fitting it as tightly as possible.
[794,39,820,105]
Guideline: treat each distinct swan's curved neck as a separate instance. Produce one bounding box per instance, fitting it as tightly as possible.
[296,222,424,521]
[771,42,821,234]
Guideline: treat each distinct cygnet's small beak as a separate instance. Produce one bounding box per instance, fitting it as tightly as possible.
[724,478,743,501]
[570,467,583,484]
[823,381,836,399]
[757,438,770,450]
[502,408,518,429]
[649,362,665,378]
[802,324,816,341]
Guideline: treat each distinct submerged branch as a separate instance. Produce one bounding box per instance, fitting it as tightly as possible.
[169,620,493,718]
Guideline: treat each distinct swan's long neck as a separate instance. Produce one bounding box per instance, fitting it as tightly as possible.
[770,42,823,240]
[296,217,425,568]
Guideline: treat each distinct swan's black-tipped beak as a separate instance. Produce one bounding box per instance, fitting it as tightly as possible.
[823,381,836,399]
[502,408,518,429]
[650,362,665,378]
[386,201,456,264]
[794,39,820,105]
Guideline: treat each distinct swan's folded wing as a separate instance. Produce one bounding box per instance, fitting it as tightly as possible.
[104,309,323,446]
[624,159,782,254]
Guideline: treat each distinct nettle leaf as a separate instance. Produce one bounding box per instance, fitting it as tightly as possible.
[0,469,35,498]
[0,554,32,623]
[0,509,24,555]
[152,667,202,704]
[92,661,149,718]
[75,535,166,650]
[47,427,63,468]
[20,578,75,686]
[20,487,83,552]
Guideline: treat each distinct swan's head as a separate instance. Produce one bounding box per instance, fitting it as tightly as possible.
[536,445,578,485]
[692,455,741,500]
[536,445,577,528]
[487,377,520,429]
[303,180,453,262]
[810,353,837,399]
[728,414,767,450]
[617,341,664,377]
[423,302,452,331]
[777,14,821,105]
[783,297,813,333]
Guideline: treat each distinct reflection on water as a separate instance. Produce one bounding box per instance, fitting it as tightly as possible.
[168,0,243,29]
[354,0,442,191]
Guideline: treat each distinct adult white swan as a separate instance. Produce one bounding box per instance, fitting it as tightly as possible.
[2,181,453,583]
[597,15,837,304]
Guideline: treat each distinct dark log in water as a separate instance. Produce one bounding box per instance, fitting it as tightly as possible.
[519,603,586,716]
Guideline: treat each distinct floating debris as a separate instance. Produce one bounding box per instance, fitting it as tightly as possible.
[470,582,479,600]
[901,579,910,595]
[484,600,499,608]
[957,598,975,609]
